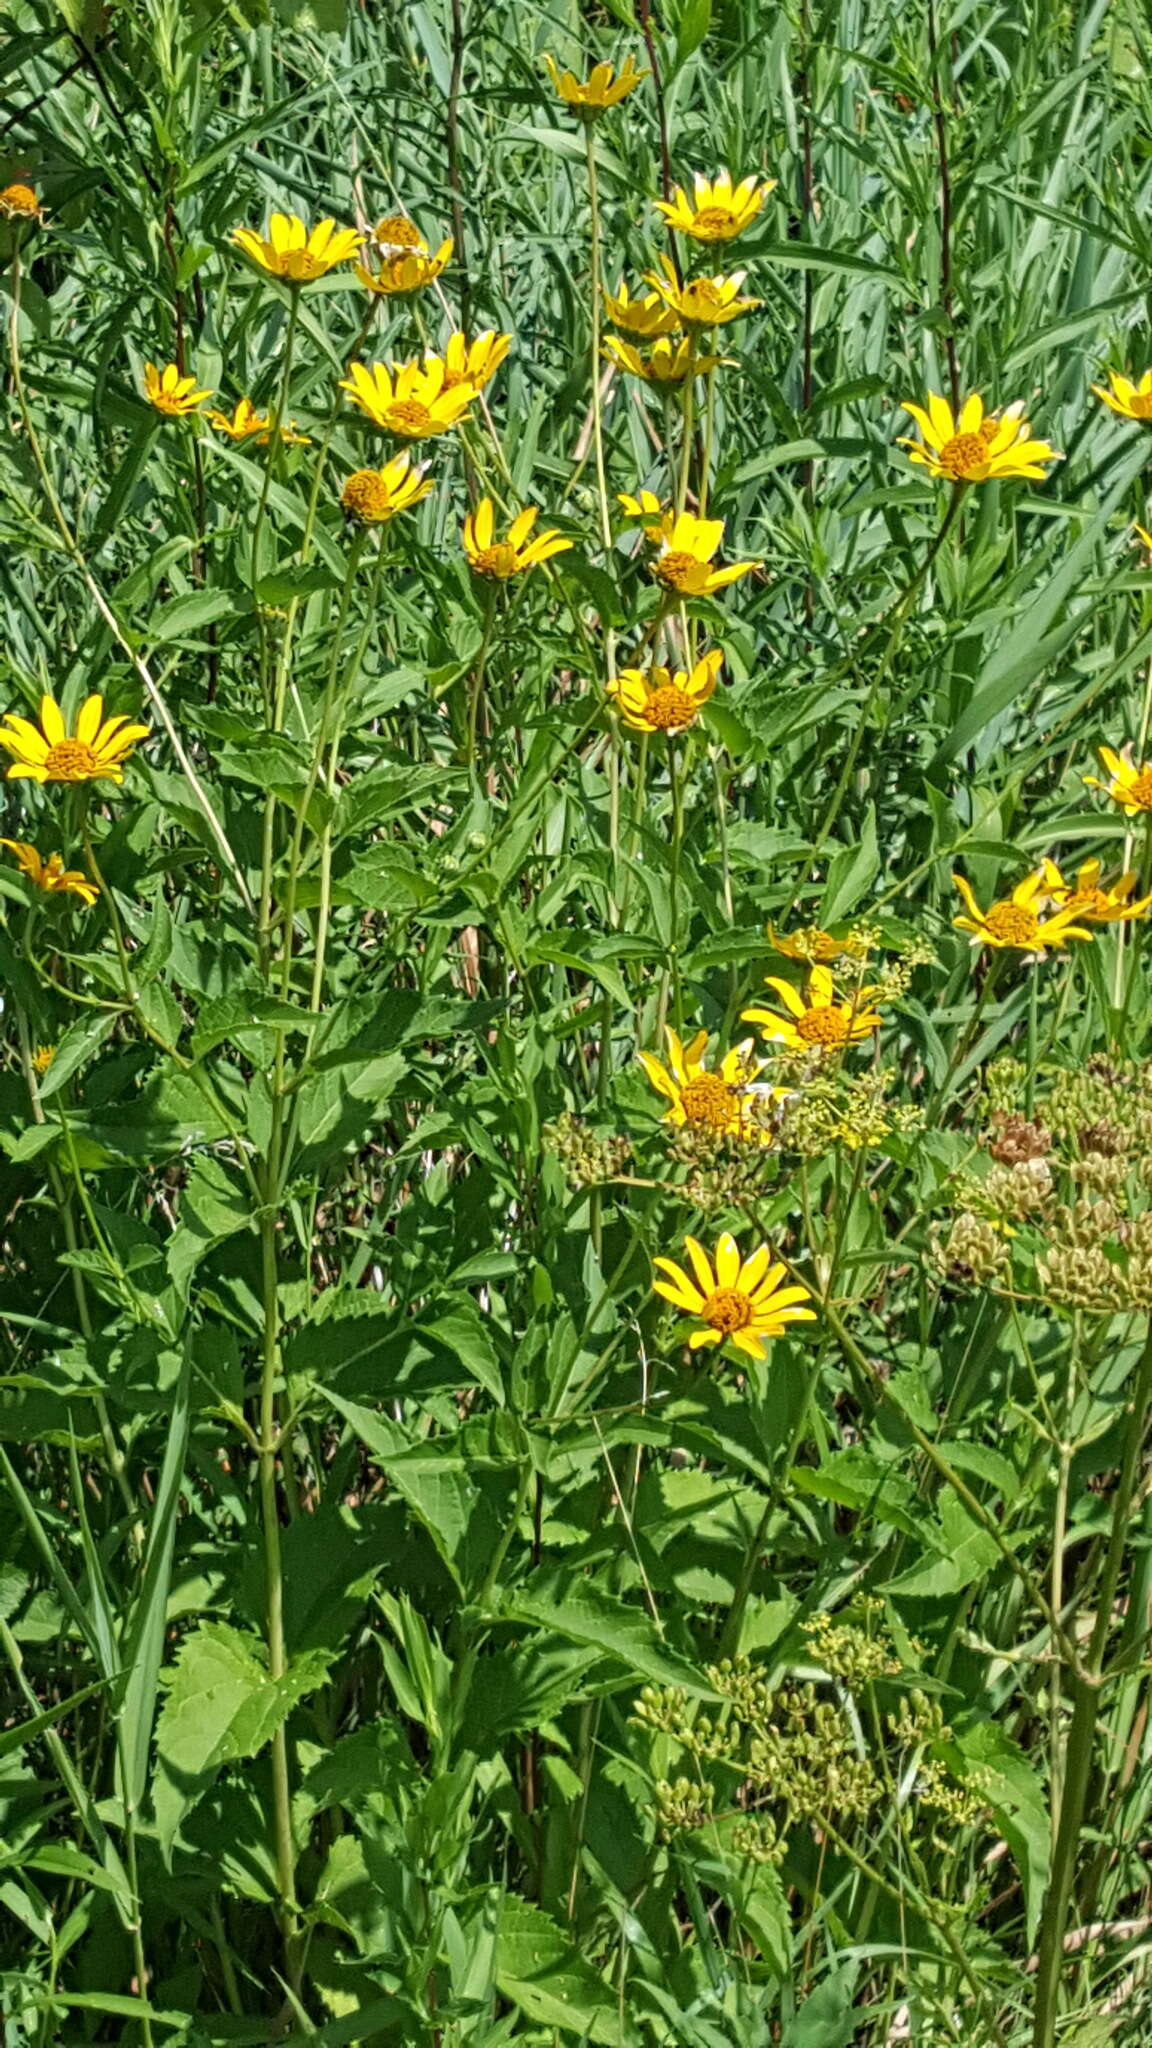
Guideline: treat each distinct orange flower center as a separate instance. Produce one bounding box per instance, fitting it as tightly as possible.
[939,431,989,478]
[375,214,423,248]
[986,903,1039,946]
[701,1286,753,1334]
[470,542,520,579]
[387,399,433,436]
[645,685,698,730]
[1128,769,1152,807]
[1066,888,1107,917]
[653,550,698,589]
[796,1005,851,1046]
[43,739,102,781]
[342,470,394,522]
[691,206,737,239]
[680,1074,735,1130]
[1,183,39,217]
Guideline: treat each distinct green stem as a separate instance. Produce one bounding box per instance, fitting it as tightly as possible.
[258,1150,301,1985]
[584,123,613,559]
[251,287,302,712]
[465,582,498,769]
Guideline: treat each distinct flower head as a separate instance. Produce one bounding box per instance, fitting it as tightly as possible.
[654,170,775,243]
[952,870,1091,953]
[1085,745,1152,815]
[341,453,432,525]
[603,280,681,338]
[206,396,310,445]
[603,334,721,384]
[441,330,511,391]
[32,1045,54,1075]
[653,1232,815,1360]
[0,694,149,786]
[1038,856,1152,926]
[0,183,43,222]
[356,216,452,296]
[231,212,362,282]
[742,964,883,1052]
[462,498,572,579]
[543,52,647,116]
[1092,369,1152,423]
[639,1027,770,1142]
[606,649,722,732]
[340,356,476,438]
[1,839,99,906]
[144,361,212,417]
[767,924,868,964]
[648,510,761,596]
[644,254,761,329]
[898,392,1060,483]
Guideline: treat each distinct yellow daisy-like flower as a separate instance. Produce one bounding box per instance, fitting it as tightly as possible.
[206,396,311,445]
[644,254,761,329]
[766,924,867,964]
[339,356,476,439]
[648,510,761,596]
[951,870,1091,953]
[32,1044,55,1075]
[356,218,452,297]
[1039,856,1152,926]
[0,694,149,786]
[603,335,721,384]
[543,52,648,116]
[441,330,512,391]
[0,182,43,221]
[143,361,212,418]
[341,454,433,525]
[897,392,1060,483]
[606,649,722,733]
[1085,745,1152,815]
[1091,369,1152,423]
[618,488,668,528]
[462,498,573,579]
[654,170,775,243]
[638,1027,769,1143]
[603,280,682,339]
[231,212,362,283]
[653,1232,816,1360]
[1,839,99,906]
[742,964,883,1052]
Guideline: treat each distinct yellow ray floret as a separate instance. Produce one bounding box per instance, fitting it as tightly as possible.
[654,169,775,243]
[606,649,722,733]
[340,356,476,438]
[644,254,761,328]
[0,693,149,786]
[1091,368,1152,423]
[618,488,668,529]
[341,454,433,525]
[144,361,213,417]
[1,839,99,905]
[767,924,868,964]
[206,396,310,445]
[638,1027,772,1143]
[951,870,1091,953]
[898,391,1060,483]
[543,52,648,114]
[441,330,512,391]
[653,1231,815,1360]
[1084,745,1152,815]
[603,335,721,384]
[231,212,362,282]
[462,498,572,579]
[742,963,883,1051]
[603,280,682,338]
[1038,856,1152,926]
[648,510,761,596]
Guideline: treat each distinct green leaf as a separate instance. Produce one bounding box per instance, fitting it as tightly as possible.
[495,1898,632,2044]
[501,1574,716,1697]
[36,1010,121,1101]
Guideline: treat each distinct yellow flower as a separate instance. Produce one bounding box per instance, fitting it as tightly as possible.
[231,212,362,282]
[742,964,883,1051]
[898,392,1060,483]
[648,510,761,596]
[543,52,647,116]
[603,280,681,338]
[0,183,43,221]
[462,498,572,579]
[951,870,1091,953]
[654,170,775,243]
[0,694,149,786]
[603,335,721,384]
[206,396,310,445]
[340,356,476,438]
[606,649,722,732]
[1085,745,1152,815]
[1039,856,1152,926]
[653,1232,815,1360]
[356,216,452,296]
[341,454,433,525]
[1133,524,1152,559]
[617,488,668,528]
[1,839,99,906]
[1091,368,1152,423]
[144,361,212,418]
[644,254,761,329]
[767,924,867,964]
[441,330,512,391]
[638,1027,770,1142]
[32,1045,55,1075]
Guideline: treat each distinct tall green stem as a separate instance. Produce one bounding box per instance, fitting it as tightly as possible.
[258,1140,300,1984]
